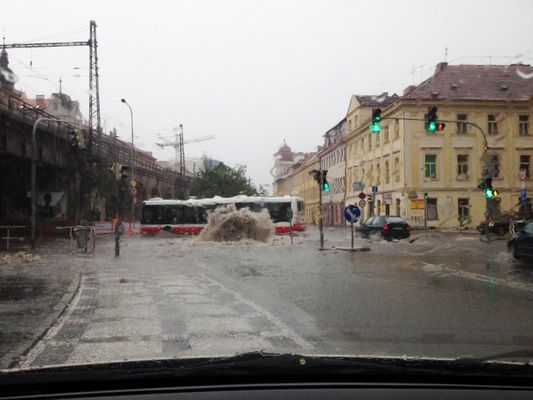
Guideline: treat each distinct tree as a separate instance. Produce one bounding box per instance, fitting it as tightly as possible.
[191,163,258,198]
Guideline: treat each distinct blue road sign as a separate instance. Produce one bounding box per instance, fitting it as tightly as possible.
[520,188,527,200]
[344,205,361,223]
[372,185,378,193]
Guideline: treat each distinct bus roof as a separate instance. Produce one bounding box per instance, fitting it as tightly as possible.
[143,195,303,207]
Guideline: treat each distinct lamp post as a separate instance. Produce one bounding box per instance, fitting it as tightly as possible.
[120,98,135,224]
[31,117,59,249]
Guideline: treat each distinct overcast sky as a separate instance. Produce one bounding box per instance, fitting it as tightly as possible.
[2,0,533,187]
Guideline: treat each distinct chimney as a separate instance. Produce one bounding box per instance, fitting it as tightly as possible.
[403,85,417,96]
[434,62,448,76]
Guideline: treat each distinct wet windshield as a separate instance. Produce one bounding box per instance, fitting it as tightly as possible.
[1,0,533,379]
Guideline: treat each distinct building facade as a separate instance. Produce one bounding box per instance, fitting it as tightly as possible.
[319,118,348,225]
[345,94,400,220]
[271,142,307,196]
[345,63,533,228]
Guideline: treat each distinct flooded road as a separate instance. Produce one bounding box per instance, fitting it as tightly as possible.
[2,228,533,369]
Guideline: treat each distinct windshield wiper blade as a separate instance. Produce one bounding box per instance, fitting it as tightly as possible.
[456,349,533,365]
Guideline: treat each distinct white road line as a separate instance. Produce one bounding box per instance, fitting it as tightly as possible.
[18,275,86,369]
[196,270,315,350]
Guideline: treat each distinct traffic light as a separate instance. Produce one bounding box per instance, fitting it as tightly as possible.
[120,165,129,180]
[310,169,330,192]
[424,192,429,200]
[68,128,77,148]
[479,177,498,199]
[436,122,446,131]
[75,129,86,149]
[426,107,438,133]
[322,170,330,192]
[370,108,382,133]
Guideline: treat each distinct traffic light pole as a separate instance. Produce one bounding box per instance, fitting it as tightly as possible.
[319,168,324,250]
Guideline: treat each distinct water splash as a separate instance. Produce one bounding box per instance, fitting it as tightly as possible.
[197,204,274,243]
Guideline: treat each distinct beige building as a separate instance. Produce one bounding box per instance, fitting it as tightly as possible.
[271,142,307,196]
[318,118,348,225]
[345,63,533,229]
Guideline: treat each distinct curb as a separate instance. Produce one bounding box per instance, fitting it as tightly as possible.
[6,271,83,369]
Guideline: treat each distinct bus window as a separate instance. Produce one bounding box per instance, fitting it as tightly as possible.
[141,205,157,224]
[266,203,291,223]
[182,206,198,224]
[251,202,265,212]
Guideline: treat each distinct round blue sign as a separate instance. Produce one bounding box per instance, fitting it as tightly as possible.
[344,205,361,222]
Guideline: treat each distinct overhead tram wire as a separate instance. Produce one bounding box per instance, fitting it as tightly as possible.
[20,26,88,44]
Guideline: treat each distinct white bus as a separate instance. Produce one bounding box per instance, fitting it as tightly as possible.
[140,195,305,235]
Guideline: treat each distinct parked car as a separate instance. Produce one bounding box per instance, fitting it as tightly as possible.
[356,216,411,241]
[476,221,509,236]
[508,220,533,261]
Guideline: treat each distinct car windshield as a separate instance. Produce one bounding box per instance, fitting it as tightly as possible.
[1,0,533,381]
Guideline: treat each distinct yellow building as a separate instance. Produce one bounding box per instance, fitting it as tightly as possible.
[345,63,533,229]
[290,153,320,224]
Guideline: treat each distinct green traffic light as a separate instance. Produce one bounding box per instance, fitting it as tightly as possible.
[323,182,330,192]
[370,122,381,133]
[485,188,494,199]
[424,192,429,200]
[428,121,437,133]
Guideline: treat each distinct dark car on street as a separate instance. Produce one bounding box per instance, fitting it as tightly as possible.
[356,216,411,241]
[508,220,533,261]
[476,221,509,236]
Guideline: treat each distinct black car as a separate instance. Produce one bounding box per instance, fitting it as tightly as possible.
[508,220,533,261]
[356,216,411,240]
[476,221,509,236]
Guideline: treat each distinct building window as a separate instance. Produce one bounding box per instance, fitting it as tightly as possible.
[385,161,390,184]
[394,120,400,139]
[457,154,469,176]
[488,114,498,135]
[396,198,401,216]
[491,154,500,178]
[520,155,530,178]
[425,154,437,178]
[384,127,389,143]
[375,130,380,146]
[457,114,468,134]
[368,133,372,151]
[427,198,438,220]
[458,198,470,219]
[394,156,400,182]
[519,115,529,135]
[376,163,381,184]
[348,119,352,130]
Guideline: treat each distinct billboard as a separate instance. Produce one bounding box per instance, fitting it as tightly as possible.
[36,192,66,220]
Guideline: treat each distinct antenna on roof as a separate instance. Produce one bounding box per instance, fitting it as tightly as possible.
[444,47,448,62]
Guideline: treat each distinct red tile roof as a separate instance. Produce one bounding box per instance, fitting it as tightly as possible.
[403,63,533,101]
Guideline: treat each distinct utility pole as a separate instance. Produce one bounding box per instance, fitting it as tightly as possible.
[31,117,59,249]
[156,126,214,198]
[319,167,324,250]
[3,21,102,155]
[112,128,120,256]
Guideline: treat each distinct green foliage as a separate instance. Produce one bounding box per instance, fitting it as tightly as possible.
[191,163,259,198]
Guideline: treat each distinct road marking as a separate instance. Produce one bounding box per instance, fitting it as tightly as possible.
[196,271,314,350]
[18,275,86,369]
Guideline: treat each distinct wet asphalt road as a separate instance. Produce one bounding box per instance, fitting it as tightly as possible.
[3,227,533,369]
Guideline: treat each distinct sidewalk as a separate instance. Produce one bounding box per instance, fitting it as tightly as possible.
[0,240,83,369]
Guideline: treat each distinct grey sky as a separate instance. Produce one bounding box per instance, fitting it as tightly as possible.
[2,0,532,187]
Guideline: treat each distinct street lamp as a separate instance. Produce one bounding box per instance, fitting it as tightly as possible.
[120,98,135,224]
[31,117,60,249]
